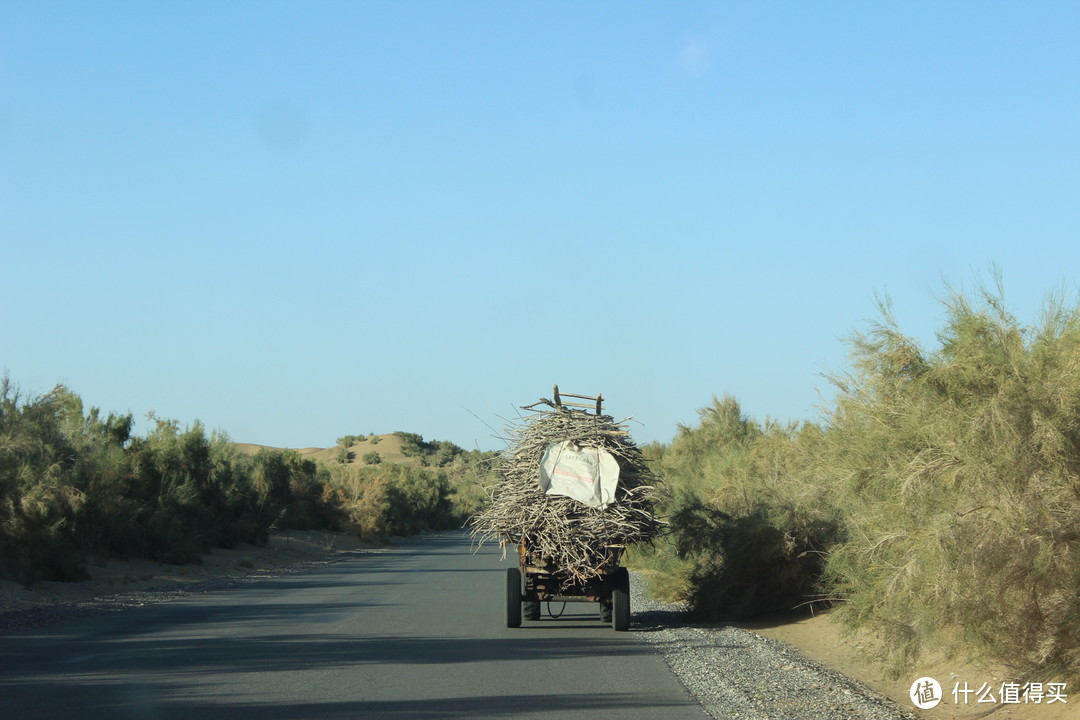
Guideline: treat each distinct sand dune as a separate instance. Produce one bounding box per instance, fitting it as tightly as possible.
[233,434,417,466]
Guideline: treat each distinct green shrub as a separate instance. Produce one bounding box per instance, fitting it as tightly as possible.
[0,382,296,579]
[644,398,841,618]
[818,286,1080,680]
[0,376,472,583]
[0,381,97,581]
[643,282,1080,682]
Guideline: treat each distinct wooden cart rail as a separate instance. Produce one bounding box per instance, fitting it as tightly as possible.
[520,385,604,415]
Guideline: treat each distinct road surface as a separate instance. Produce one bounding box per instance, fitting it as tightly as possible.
[0,532,707,719]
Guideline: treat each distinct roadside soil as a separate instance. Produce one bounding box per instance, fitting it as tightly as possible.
[0,530,368,615]
[741,613,1077,720]
[2,533,1074,720]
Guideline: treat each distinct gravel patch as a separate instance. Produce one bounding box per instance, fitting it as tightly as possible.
[629,573,919,720]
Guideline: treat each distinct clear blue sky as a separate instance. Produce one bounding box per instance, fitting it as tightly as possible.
[2,2,1079,451]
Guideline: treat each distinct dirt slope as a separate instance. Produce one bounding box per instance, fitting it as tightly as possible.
[743,614,1077,720]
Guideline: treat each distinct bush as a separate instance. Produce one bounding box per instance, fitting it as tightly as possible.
[392,431,467,467]
[393,431,432,458]
[0,381,106,581]
[0,380,337,580]
[636,279,1080,683]
[329,463,453,538]
[0,376,481,583]
[817,286,1080,680]
[641,397,841,618]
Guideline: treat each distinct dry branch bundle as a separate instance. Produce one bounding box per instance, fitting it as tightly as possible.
[470,399,664,581]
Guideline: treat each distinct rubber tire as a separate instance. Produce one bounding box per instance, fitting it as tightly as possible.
[599,602,612,623]
[523,600,541,621]
[506,568,522,628]
[611,567,630,631]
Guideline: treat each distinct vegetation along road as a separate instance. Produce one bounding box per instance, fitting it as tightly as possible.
[0,533,715,720]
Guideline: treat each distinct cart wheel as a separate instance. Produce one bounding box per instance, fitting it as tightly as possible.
[506,568,522,628]
[523,600,541,621]
[611,567,630,631]
[599,602,612,623]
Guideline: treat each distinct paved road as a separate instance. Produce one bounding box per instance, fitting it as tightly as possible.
[0,532,707,719]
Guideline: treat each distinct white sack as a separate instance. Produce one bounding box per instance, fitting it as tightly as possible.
[538,440,620,508]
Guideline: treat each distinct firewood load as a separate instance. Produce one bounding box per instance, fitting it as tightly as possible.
[469,387,665,582]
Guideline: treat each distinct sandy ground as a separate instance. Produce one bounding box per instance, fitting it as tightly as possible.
[2,535,1074,719]
[0,530,367,615]
[743,614,1077,720]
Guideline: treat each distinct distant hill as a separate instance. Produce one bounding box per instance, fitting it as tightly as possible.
[234,433,421,467]
[233,443,325,457]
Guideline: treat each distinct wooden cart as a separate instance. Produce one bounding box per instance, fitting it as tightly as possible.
[504,387,631,631]
[506,539,630,630]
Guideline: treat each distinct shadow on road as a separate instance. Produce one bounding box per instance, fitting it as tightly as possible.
[180,692,698,719]
[0,531,706,720]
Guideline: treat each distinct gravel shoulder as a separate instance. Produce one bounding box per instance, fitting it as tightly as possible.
[629,574,919,720]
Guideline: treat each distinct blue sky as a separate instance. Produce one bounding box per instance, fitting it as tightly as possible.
[2,2,1079,451]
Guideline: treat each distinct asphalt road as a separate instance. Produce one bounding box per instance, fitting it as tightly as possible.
[0,532,707,719]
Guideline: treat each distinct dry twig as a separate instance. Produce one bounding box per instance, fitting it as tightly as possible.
[469,401,664,581]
